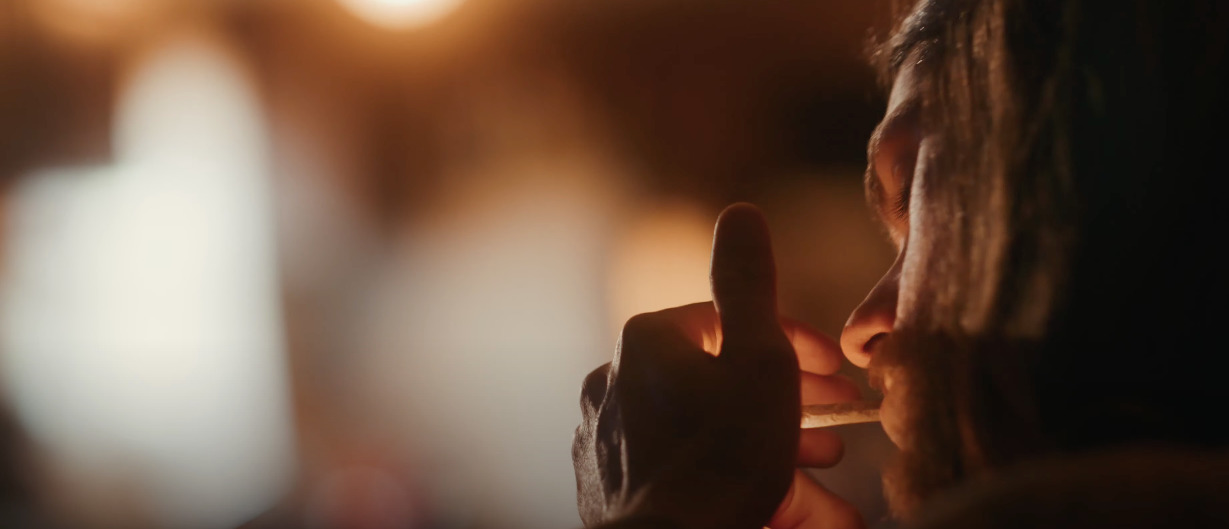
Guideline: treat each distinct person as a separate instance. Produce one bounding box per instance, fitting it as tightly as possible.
[571,0,1229,528]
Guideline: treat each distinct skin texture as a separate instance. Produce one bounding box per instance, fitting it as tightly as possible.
[844,59,925,451]
[767,59,934,527]
[572,204,863,529]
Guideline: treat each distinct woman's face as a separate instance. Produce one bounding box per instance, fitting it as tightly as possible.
[840,59,933,450]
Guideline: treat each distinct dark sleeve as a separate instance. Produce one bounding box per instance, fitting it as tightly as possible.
[910,447,1229,529]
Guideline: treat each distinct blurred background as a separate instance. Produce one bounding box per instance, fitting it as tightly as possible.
[0,0,898,528]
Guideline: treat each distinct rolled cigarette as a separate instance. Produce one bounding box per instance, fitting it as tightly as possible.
[801,401,881,429]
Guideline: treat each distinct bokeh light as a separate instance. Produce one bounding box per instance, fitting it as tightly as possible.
[607,202,715,337]
[0,2,902,527]
[29,0,155,43]
[0,34,293,529]
[337,0,466,29]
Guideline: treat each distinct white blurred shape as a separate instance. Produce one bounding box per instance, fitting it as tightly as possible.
[338,0,465,29]
[360,176,611,529]
[607,202,714,335]
[0,34,293,529]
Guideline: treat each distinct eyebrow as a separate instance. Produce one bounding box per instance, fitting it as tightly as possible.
[878,1,943,84]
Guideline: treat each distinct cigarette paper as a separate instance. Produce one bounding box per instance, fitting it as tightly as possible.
[801,401,881,429]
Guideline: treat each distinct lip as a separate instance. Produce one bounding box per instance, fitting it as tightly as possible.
[877,368,907,448]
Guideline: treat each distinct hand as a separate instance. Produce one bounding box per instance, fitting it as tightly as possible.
[572,204,863,529]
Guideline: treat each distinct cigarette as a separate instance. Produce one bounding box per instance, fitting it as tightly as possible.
[801,401,881,429]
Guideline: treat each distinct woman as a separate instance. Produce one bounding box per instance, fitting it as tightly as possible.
[572,0,1229,528]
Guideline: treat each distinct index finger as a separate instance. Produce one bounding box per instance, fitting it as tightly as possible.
[709,203,784,352]
[782,317,843,375]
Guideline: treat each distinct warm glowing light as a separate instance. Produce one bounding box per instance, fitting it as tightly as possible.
[337,0,465,29]
[607,202,715,338]
[0,34,292,529]
[29,0,155,43]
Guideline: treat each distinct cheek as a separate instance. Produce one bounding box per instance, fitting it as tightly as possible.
[895,144,934,328]
[895,251,922,328]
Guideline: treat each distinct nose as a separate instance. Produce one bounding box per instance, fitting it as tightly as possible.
[840,253,902,368]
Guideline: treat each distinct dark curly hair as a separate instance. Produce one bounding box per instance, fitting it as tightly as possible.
[869,0,1229,518]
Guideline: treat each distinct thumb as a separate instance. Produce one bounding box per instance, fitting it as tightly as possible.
[710,203,784,355]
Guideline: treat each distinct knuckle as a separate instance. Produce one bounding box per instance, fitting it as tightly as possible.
[579,363,611,410]
[618,312,669,354]
[619,312,658,341]
[571,424,588,461]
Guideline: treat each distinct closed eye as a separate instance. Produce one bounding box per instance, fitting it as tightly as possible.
[867,100,920,241]
[890,157,915,221]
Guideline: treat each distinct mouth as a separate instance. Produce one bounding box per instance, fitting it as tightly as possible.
[877,370,908,447]
[867,360,889,394]
[864,357,907,447]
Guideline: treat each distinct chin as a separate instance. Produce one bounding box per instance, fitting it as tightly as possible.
[876,375,967,522]
[881,449,925,522]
